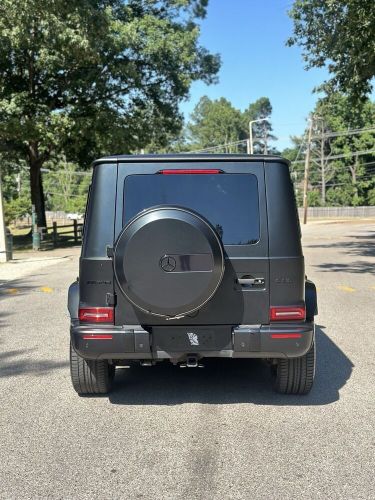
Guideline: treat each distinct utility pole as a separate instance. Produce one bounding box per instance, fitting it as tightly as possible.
[0,164,8,262]
[302,117,314,225]
[249,118,268,155]
[320,122,326,205]
[16,173,21,194]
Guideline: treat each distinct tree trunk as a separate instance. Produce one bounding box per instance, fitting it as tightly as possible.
[263,124,268,155]
[28,141,47,228]
[348,165,357,184]
[29,160,47,229]
[348,157,358,199]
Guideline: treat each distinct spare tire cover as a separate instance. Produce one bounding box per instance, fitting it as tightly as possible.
[114,206,225,318]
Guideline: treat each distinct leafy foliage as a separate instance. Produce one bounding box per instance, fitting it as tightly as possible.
[0,0,220,226]
[43,158,91,213]
[3,196,31,225]
[187,96,277,153]
[242,97,277,154]
[285,94,375,206]
[288,0,375,100]
[188,97,243,151]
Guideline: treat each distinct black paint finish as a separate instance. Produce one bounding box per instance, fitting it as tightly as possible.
[113,206,224,318]
[68,154,317,363]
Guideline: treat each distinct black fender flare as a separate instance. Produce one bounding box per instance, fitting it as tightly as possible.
[305,279,318,320]
[68,280,79,319]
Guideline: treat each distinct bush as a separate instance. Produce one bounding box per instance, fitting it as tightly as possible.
[366,188,375,206]
[326,186,364,206]
[307,190,322,207]
[4,196,30,225]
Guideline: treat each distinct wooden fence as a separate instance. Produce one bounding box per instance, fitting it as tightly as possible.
[50,220,83,246]
[35,220,83,248]
[298,206,375,219]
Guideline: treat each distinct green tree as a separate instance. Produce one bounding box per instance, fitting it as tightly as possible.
[0,0,220,227]
[367,188,375,205]
[315,94,375,203]
[288,0,375,100]
[0,152,31,222]
[187,96,277,153]
[43,157,90,213]
[283,94,375,207]
[188,96,243,151]
[4,196,31,226]
[282,135,306,205]
[242,97,277,154]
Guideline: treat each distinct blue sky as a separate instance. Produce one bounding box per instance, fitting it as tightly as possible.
[180,0,329,150]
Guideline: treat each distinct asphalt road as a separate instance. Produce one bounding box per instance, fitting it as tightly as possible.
[0,220,374,499]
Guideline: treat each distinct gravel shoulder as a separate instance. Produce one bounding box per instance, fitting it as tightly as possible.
[0,247,80,285]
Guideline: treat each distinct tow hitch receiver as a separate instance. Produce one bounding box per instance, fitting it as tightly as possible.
[180,355,204,368]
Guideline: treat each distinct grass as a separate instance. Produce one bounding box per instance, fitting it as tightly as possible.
[11,227,31,237]
[9,223,82,251]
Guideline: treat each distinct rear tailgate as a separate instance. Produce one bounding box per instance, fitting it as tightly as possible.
[114,160,269,326]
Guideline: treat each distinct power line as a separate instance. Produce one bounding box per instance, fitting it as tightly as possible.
[312,126,375,140]
[308,170,375,187]
[322,149,375,161]
[292,130,307,164]
[310,174,375,186]
[310,179,375,189]
[41,168,91,176]
[186,139,248,154]
[45,191,84,198]
[291,148,375,164]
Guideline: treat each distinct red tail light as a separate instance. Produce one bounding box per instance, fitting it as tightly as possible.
[270,306,306,322]
[158,169,222,175]
[79,307,114,323]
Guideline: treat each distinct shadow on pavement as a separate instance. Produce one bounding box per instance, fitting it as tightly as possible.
[313,261,374,274]
[0,277,41,298]
[109,325,353,407]
[0,347,69,379]
[0,310,12,327]
[306,230,375,274]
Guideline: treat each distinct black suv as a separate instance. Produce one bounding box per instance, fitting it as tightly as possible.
[68,154,317,396]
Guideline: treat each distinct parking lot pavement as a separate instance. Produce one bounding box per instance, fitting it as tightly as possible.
[0,220,374,499]
[0,247,79,285]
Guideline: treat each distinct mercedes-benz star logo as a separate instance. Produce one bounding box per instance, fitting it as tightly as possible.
[160,255,176,272]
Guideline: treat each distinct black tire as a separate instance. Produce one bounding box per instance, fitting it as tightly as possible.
[70,342,115,395]
[272,339,315,395]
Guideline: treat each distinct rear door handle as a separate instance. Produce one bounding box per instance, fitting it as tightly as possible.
[238,277,265,286]
[238,278,255,285]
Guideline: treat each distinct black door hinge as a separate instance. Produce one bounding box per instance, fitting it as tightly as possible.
[106,245,114,258]
[106,293,117,306]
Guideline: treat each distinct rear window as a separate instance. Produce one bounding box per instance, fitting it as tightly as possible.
[123,173,260,245]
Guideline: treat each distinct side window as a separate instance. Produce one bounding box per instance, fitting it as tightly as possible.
[81,164,117,258]
[290,177,301,238]
[81,183,91,240]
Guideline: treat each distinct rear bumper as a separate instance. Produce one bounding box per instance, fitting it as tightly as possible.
[71,322,314,361]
